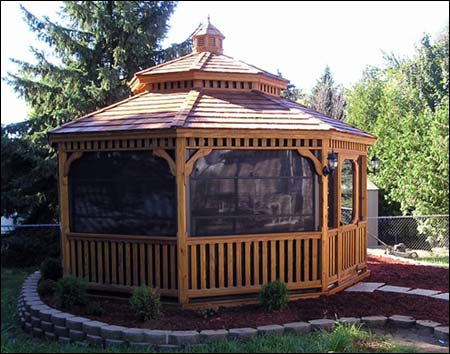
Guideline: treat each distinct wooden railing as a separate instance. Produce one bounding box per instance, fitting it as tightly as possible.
[66,233,178,297]
[186,232,322,299]
[328,222,367,287]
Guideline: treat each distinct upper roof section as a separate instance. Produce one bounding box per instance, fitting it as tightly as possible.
[191,16,225,54]
[128,19,289,96]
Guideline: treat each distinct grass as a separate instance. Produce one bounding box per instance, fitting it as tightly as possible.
[1,267,419,353]
[416,255,449,267]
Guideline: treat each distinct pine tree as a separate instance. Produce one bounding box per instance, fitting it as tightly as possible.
[3,1,191,222]
[308,66,346,120]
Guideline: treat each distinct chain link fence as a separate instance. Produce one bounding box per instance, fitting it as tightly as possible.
[369,215,449,251]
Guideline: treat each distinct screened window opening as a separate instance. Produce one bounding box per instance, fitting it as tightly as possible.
[69,151,177,236]
[341,159,354,225]
[189,150,318,236]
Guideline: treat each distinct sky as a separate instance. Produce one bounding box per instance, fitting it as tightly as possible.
[1,1,449,125]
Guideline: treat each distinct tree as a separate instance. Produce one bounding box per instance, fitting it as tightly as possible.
[308,66,346,120]
[347,31,449,223]
[277,70,306,103]
[3,1,191,223]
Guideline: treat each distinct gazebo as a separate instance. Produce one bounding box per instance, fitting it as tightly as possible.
[49,20,376,308]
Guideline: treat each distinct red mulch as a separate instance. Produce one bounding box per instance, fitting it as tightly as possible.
[366,255,449,292]
[44,255,449,330]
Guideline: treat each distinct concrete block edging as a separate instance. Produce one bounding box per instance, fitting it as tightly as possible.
[18,272,449,348]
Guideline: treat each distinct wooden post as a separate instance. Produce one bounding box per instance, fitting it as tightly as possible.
[176,137,189,305]
[57,147,71,275]
[321,140,329,292]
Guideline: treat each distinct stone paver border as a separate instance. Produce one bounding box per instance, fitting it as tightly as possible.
[17,272,449,349]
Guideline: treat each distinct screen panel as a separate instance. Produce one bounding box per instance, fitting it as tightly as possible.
[69,151,177,236]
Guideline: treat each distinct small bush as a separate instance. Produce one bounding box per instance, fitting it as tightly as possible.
[56,275,87,309]
[259,280,289,312]
[85,301,105,316]
[40,257,63,280]
[196,307,219,319]
[37,279,56,297]
[129,286,160,321]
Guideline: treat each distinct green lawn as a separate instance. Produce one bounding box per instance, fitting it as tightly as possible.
[416,255,449,267]
[1,267,417,353]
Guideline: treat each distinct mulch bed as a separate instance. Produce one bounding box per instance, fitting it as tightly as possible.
[366,255,449,292]
[43,255,449,330]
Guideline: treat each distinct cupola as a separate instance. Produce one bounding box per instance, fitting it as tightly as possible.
[191,16,225,54]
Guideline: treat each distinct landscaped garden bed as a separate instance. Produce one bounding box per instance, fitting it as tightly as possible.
[39,255,449,330]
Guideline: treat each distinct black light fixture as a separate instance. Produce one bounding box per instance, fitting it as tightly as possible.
[323,151,338,176]
[368,156,380,174]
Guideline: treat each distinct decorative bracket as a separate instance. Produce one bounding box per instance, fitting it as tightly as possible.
[153,148,176,176]
[296,149,323,177]
[184,148,213,183]
[63,151,84,177]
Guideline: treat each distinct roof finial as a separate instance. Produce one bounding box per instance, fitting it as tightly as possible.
[207,14,210,22]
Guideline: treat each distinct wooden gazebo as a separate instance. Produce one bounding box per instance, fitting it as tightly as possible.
[49,20,376,308]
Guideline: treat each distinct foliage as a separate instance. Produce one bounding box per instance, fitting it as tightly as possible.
[308,66,346,120]
[85,301,105,316]
[55,275,87,309]
[40,257,63,281]
[129,286,161,321]
[347,29,449,238]
[1,123,58,223]
[196,307,219,319]
[37,279,57,297]
[277,70,306,103]
[1,227,60,267]
[258,280,289,312]
[2,1,191,224]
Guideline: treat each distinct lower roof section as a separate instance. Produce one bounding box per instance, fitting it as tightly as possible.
[49,89,375,142]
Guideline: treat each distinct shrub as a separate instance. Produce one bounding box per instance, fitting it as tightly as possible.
[129,286,160,321]
[37,279,57,297]
[56,275,87,309]
[1,228,60,267]
[258,280,289,312]
[40,257,63,280]
[85,301,105,316]
[196,307,219,319]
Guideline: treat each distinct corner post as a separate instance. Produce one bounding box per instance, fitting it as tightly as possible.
[57,146,71,275]
[321,140,329,292]
[176,137,189,305]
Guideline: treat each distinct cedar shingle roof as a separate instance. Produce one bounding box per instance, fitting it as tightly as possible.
[50,89,374,138]
[134,52,285,81]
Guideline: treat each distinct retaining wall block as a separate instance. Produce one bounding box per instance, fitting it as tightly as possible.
[415,320,441,335]
[389,315,416,328]
[434,326,449,341]
[69,329,86,342]
[123,328,145,343]
[199,329,229,343]
[142,329,170,345]
[229,327,258,341]
[361,316,388,328]
[82,320,108,336]
[169,330,200,345]
[54,325,69,337]
[86,334,104,347]
[257,324,285,336]
[104,338,127,348]
[309,319,335,332]
[100,325,126,340]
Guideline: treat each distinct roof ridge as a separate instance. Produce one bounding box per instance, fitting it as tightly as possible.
[191,52,210,70]
[135,52,197,75]
[48,91,151,133]
[221,54,288,82]
[171,89,202,127]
